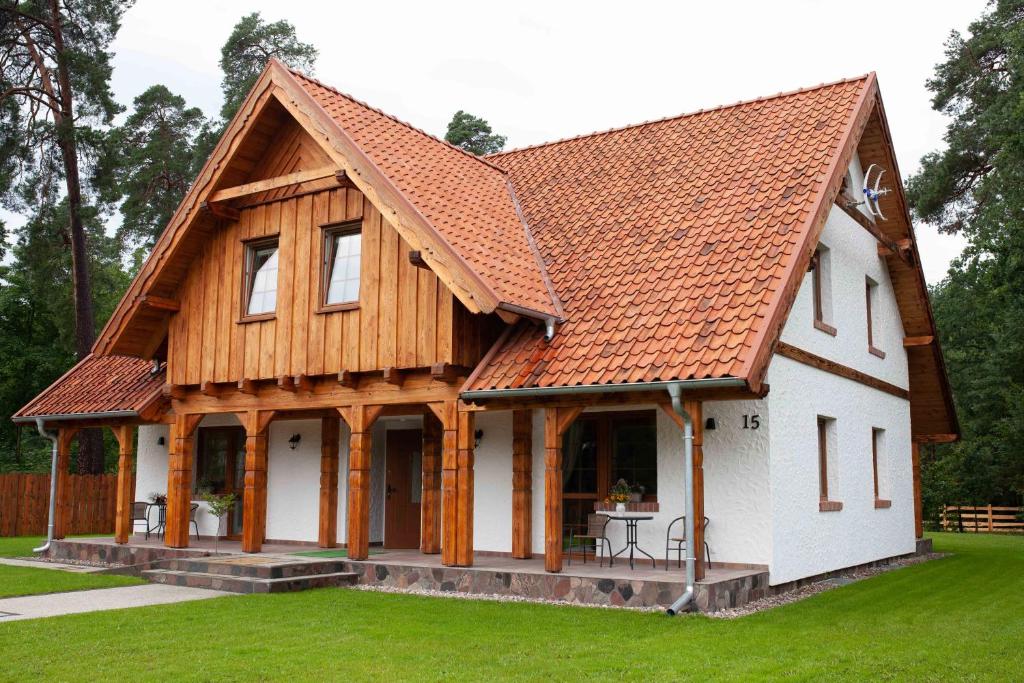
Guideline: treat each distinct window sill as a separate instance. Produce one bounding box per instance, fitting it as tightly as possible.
[814,319,838,336]
[237,313,276,324]
[819,500,843,512]
[874,498,892,509]
[868,346,886,359]
[594,501,660,513]
[316,302,360,315]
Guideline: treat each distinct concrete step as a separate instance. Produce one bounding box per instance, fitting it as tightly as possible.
[142,568,357,594]
[163,558,347,580]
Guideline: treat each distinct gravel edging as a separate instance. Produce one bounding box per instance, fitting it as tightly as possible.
[349,583,664,612]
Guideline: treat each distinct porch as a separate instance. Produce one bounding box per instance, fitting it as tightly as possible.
[46,536,770,611]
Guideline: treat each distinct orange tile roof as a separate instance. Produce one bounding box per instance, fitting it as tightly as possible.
[466,77,871,390]
[290,70,559,319]
[14,355,165,420]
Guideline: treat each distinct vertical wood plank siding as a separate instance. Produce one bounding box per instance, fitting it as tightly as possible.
[0,473,118,537]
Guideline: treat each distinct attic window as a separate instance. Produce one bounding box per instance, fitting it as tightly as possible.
[319,221,361,312]
[810,245,836,336]
[242,237,279,319]
[866,277,885,358]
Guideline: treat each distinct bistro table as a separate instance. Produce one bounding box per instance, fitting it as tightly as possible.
[146,502,167,539]
[601,512,656,569]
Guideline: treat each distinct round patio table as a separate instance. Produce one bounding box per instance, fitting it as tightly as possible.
[601,512,656,570]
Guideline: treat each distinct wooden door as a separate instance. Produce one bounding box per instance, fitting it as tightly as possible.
[384,429,422,549]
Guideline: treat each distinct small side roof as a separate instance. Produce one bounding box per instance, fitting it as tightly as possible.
[13,355,165,423]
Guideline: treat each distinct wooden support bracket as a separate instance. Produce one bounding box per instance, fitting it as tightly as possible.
[337,370,358,389]
[383,367,406,387]
[199,201,240,222]
[903,336,934,347]
[277,376,297,392]
[141,295,181,312]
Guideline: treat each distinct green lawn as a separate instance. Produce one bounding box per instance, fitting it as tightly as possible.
[0,536,142,598]
[0,533,1021,680]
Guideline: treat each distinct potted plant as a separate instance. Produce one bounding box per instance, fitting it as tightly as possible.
[201,492,236,554]
[609,479,631,512]
[149,492,167,506]
[629,482,645,503]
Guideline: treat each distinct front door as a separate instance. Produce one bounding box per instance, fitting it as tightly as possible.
[384,429,422,549]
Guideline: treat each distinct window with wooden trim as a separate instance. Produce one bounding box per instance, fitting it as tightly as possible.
[560,410,658,536]
[817,416,842,511]
[872,428,891,508]
[242,237,279,318]
[320,221,361,311]
[810,245,836,336]
[866,277,885,358]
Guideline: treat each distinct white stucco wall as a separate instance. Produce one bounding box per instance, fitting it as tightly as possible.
[264,420,321,543]
[765,193,915,584]
[471,411,514,553]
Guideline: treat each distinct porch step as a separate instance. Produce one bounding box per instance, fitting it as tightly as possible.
[162,557,347,580]
[141,568,358,594]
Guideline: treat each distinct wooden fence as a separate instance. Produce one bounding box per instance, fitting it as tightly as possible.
[941,505,1024,533]
[0,473,117,537]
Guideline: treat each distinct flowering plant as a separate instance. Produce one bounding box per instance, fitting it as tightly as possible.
[608,479,632,504]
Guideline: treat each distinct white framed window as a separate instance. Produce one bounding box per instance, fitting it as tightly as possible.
[810,244,835,336]
[866,277,885,358]
[817,416,842,511]
[242,237,279,318]
[320,222,361,311]
[872,428,891,507]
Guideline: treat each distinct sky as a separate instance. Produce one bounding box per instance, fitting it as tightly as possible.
[11,0,990,283]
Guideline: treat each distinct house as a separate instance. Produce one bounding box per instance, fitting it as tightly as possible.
[14,61,956,608]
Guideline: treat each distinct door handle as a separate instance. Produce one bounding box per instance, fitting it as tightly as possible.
[386,484,397,497]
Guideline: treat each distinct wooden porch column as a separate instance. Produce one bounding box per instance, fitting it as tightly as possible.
[339,405,382,561]
[166,414,202,548]
[544,406,584,573]
[431,401,475,566]
[512,410,533,559]
[53,428,78,540]
[318,416,340,548]
[455,408,475,566]
[660,400,706,580]
[912,442,923,539]
[239,410,276,553]
[420,411,442,554]
[111,425,136,544]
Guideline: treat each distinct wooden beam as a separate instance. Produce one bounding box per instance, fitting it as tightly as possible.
[318,416,340,548]
[454,408,475,566]
[543,406,583,573]
[199,201,240,222]
[111,425,135,544]
[903,336,934,347]
[335,169,353,188]
[382,367,406,387]
[238,410,276,553]
[339,404,382,560]
[337,370,357,389]
[140,295,180,312]
[512,409,532,559]
[294,374,314,392]
[430,363,470,385]
[237,378,258,395]
[776,341,910,400]
[420,410,443,554]
[163,384,187,400]
[165,414,201,548]
[914,433,958,444]
[276,375,297,392]
[200,381,222,398]
[408,250,429,269]
[208,166,337,204]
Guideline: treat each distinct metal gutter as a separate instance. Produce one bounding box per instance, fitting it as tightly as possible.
[12,409,139,424]
[665,383,696,616]
[33,418,59,554]
[461,377,747,402]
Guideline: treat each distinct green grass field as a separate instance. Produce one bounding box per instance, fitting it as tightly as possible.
[0,536,142,598]
[0,533,1021,680]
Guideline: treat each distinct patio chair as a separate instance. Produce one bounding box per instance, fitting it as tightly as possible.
[189,503,201,541]
[133,501,152,539]
[665,516,710,570]
[567,513,613,567]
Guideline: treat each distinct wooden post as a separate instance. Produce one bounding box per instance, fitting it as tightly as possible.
[512,410,533,559]
[660,400,706,580]
[53,428,78,540]
[911,442,923,539]
[111,425,136,544]
[544,406,584,573]
[420,411,442,554]
[239,410,275,553]
[454,408,475,567]
[431,401,476,567]
[318,416,340,548]
[166,414,202,548]
[339,405,382,561]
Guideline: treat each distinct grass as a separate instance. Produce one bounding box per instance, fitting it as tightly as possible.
[0,533,1021,680]
[0,536,142,598]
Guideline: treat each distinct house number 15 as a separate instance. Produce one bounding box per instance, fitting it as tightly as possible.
[743,415,761,430]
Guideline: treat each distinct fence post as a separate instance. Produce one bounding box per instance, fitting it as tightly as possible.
[987,504,994,532]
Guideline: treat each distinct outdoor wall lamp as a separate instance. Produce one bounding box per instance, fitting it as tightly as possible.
[288,433,301,450]
[704,418,717,431]
[157,436,165,446]
[474,429,483,447]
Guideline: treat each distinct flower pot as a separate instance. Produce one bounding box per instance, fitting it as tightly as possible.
[629,492,642,503]
[615,502,626,513]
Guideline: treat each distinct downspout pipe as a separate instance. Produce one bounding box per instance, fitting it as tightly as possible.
[33,418,59,554]
[666,383,696,616]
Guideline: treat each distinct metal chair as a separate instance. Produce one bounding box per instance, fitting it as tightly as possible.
[567,513,613,567]
[189,503,201,540]
[665,516,710,570]
[133,502,152,539]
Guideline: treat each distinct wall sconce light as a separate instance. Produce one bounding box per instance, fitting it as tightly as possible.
[157,436,166,446]
[474,429,483,447]
[288,433,301,450]
[704,418,717,431]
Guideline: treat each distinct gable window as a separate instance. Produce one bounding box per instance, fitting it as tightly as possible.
[242,237,279,319]
[866,277,885,358]
[872,428,891,508]
[810,245,836,336]
[561,411,658,537]
[817,416,842,511]
[319,221,361,311]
